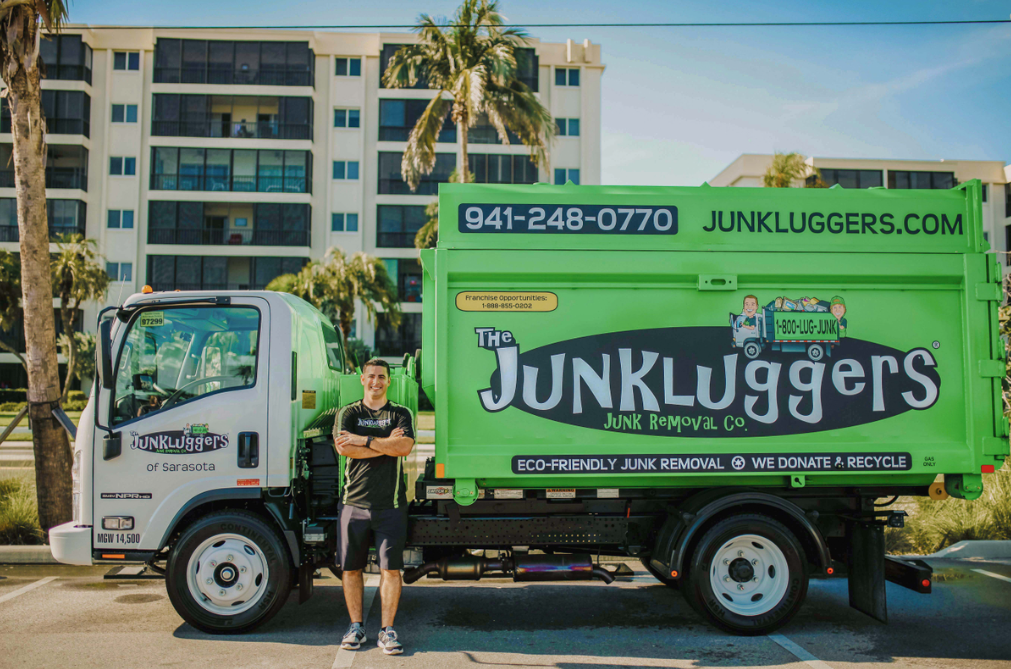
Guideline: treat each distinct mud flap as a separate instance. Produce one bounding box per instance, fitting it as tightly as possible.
[848,521,887,623]
[298,562,315,604]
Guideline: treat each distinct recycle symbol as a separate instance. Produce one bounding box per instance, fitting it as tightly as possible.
[731,456,746,471]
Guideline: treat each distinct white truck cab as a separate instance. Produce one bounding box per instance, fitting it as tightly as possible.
[49,290,398,632]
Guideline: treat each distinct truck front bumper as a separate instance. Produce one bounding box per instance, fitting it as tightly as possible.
[49,522,92,565]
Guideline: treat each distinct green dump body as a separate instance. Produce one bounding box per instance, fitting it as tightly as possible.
[420,182,1007,499]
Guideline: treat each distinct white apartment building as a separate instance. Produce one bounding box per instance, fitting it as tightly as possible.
[712,154,1011,270]
[0,28,604,387]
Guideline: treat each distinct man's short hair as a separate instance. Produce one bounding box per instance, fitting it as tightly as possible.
[362,358,391,376]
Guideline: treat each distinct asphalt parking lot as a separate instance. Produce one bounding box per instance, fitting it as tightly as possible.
[0,557,1009,669]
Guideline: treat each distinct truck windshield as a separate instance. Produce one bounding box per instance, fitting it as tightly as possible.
[111,306,260,425]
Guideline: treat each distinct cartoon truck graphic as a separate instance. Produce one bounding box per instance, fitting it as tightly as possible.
[731,307,840,360]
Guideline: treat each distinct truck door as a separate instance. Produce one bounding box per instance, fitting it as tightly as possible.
[93,298,270,554]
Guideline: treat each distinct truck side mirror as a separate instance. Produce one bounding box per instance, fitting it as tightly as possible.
[98,318,115,390]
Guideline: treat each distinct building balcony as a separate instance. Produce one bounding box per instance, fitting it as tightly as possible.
[0,145,88,191]
[0,223,86,243]
[0,168,88,191]
[148,227,309,247]
[152,119,311,141]
[154,67,314,87]
[153,39,315,88]
[150,174,308,193]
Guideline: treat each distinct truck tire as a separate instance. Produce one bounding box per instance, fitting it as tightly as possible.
[640,557,679,590]
[743,341,762,360]
[683,514,808,635]
[166,510,292,634]
[806,344,824,361]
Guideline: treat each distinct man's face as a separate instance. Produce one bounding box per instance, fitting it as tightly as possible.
[361,365,390,400]
[744,298,758,316]
[831,304,846,319]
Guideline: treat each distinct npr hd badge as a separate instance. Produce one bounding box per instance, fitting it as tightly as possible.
[130,423,229,455]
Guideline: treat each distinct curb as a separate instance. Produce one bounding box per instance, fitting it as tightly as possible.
[0,545,57,564]
[926,540,1011,560]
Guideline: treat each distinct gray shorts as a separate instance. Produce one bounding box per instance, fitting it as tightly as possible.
[338,504,408,571]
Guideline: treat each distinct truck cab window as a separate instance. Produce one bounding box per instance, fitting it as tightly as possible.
[320,321,348,372]
[111,306,260,425]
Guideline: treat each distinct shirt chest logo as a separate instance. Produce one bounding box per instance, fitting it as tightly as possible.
[358,417,392,428]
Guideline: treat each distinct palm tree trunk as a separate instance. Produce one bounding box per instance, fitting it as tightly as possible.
[8,43,73,534]
[60,300,78,402]
[458,122,470,183]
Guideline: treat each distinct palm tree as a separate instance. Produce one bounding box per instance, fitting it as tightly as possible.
[267,248,402,342]
[383,0,556,190]
[415,168,473,249]
[763,152,825,188]
[51,234,109,401]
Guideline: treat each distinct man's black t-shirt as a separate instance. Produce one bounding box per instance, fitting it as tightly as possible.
[333,400,414,510]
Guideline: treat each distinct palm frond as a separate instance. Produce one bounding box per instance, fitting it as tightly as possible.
[401,95,452,191]
[381,43,428,89]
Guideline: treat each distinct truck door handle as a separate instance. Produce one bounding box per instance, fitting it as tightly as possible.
[238,432,259,468]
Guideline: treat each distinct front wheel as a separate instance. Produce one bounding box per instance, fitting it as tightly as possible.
[683,514,808,635]
[743,341,762,360]
[166,510,292,634]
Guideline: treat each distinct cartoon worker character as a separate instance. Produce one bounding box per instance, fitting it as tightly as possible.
[830,296,848,338]
[736,295,760,330]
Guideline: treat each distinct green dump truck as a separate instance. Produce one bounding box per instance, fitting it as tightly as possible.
[52,181,1006,637]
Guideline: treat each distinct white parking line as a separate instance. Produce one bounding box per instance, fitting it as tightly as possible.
[972,569,1011,584]
[769,633,833,669]
[0,576,58,604]
[332,574,381,669]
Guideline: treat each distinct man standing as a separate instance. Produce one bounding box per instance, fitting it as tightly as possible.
[333,358,415,655]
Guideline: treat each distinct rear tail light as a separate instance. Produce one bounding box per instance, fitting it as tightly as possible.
[982,465,995,473]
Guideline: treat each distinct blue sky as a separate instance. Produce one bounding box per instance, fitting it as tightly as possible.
[73,0,1011,185]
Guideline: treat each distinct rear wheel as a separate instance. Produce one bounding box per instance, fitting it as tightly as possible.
[166,510,292,634]
[683,514,808,635]
[806,344,824,361]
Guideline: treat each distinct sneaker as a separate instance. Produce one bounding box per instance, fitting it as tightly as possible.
[377,628,404,655]
[341,622,366,650]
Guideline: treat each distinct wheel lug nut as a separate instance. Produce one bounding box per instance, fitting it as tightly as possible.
[226,555,234,562]
[724,576,731,582]
[753,577,759,582]
[210,561,217,567]
[737,584,744,590]
[722,559,729,565]
[219,590,226,596]
[752,559,758,565]
[240,566,247,573]
[205,578,213,585]
[737,551,744,557]
[236,583,243,591]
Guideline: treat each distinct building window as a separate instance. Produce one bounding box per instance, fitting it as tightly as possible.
[809,169,883,189]
[107,210,134,229]
[4,90,92,136]
[555,118,580,136]
[333,160,360,180]
[379,99,455,142]
[147,255,308,291]
[113,51,140,71]
[468,154,538,184]
[153,39,315,87]
[38,34,93,83]
[331,213,359,232]
[380,44,428,89]
[468,113,519,145]
[110,156,136,176]
[150,147,311,193]
[335,57,361,77]
[1006,184,1011,218]
[148,202,310,246]
[555,68,579,86]
[378,152,455,195]
[887,171,956,190]
[982,184,988,203]
[388,258,423,303]
[111,104,138,123]
[0,199,85,240]
[377,205,426,248]
[554,168,579,185]
[334,108,360,128]
[152,94,313,140]
[106,262,133,282]
[375,312,422,356]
